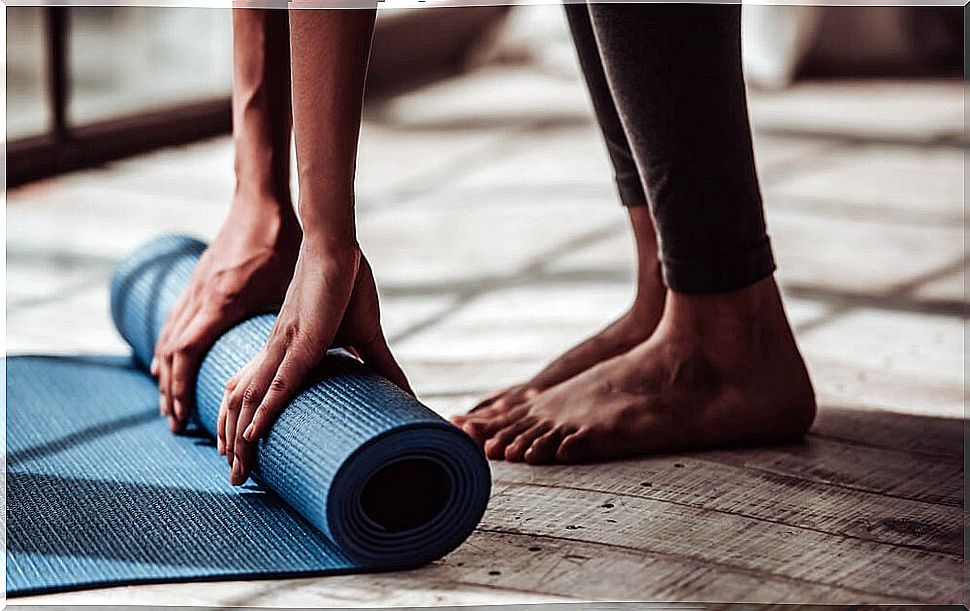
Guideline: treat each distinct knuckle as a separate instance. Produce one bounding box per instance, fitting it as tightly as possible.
[275,323,299,347]
[269,375,287,393]
[174,340,199,357]
[242,384,258,406]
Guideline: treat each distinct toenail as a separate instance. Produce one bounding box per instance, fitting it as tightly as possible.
[601,503,614,509]
[528,546,541,552]
[674,463,684,468]
[640,481,652,487]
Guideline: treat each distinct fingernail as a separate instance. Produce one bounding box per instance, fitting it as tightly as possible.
[150,358,158,374]
[217,437,224,454]
[242,423,255,442]
[173,399,183,419]
[230,460,243,485]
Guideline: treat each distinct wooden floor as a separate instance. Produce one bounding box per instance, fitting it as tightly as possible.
[7,46,965,606]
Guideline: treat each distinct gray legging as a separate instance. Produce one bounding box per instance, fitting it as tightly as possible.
[566,3,776,294]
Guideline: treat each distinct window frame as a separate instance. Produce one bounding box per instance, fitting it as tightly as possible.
[7,7,232,188]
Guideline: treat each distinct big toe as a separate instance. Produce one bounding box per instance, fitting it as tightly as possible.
[460,405,526,446]
[556,430,592,463]
[460,418,499,445]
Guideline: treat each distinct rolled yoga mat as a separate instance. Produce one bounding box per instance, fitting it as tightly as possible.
[7,234,490,596]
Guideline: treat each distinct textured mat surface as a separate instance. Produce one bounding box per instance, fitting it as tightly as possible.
[7,235,490,596]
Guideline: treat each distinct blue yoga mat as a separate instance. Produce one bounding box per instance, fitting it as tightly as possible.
[7,234,490,596]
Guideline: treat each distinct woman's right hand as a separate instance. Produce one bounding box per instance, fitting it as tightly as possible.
[151,200,301,433]
[217,238,411,485]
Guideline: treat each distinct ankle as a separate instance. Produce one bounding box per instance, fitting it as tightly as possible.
[662,276,785,341]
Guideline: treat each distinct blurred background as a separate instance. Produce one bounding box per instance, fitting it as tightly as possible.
[5,6,966,420]
[7,5,963,183]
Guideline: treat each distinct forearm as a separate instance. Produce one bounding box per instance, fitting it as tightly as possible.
[288,7,376,247]
[232,8,293,209]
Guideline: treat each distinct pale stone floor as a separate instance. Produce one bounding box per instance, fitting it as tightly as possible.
[6,63,966,606]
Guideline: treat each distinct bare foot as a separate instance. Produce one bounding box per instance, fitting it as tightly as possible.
[461,279,665,418]
[459,207,665,417]
[454,277,816,464]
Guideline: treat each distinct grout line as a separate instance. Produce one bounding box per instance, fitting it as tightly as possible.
[387,220,625,345]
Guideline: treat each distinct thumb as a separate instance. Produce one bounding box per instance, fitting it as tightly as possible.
[357,332,413,396]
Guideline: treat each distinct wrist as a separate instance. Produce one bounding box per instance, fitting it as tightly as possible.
[298,195,357,251]
[221,193,301,253]
[232,182,294,213]
[300,231,361,261]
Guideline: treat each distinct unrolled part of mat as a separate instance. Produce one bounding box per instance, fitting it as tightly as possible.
[6,233,490,595]
[110,234,491,567]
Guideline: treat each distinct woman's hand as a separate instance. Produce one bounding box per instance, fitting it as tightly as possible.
[151,202,301,432]
[217,239,411,485]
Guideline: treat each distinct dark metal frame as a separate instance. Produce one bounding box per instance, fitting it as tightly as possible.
[7,5,511,189]
[7,7,232,188]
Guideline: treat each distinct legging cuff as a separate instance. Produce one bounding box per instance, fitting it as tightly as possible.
[661,237,776,294]
[615,172,649,207]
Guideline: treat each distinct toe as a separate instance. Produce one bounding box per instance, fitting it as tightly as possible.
[451,405,501,430]
[556,429,592,463]
[469,387,508,413]
[461,418,497,445]
[461,405,525,445]
[504,421,552,462]
[483,415,536,460]
[524,426,568,464]
[496,386,535,410]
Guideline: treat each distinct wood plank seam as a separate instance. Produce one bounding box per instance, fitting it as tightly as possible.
[491,479,963,558]
[473,527,925,603]
[806,431,964,461]
[732,462,962,508]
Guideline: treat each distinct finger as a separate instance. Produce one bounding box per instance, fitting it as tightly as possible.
[156,299,202,424]
[217,374,240,455]
[356,333,413,396]
[224,384,243,468]
[169,352,196,431]
[170,313,224,429]
[216,395,228,455]
[158,353,173,418]
[244,354,311,442]
[231,436,259,486]
[166,353,180,433]
[232,351,286,481]
[153,293,194,371]
[163,290,201,347]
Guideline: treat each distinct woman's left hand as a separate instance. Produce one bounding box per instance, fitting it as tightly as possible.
[217,240,411,485]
